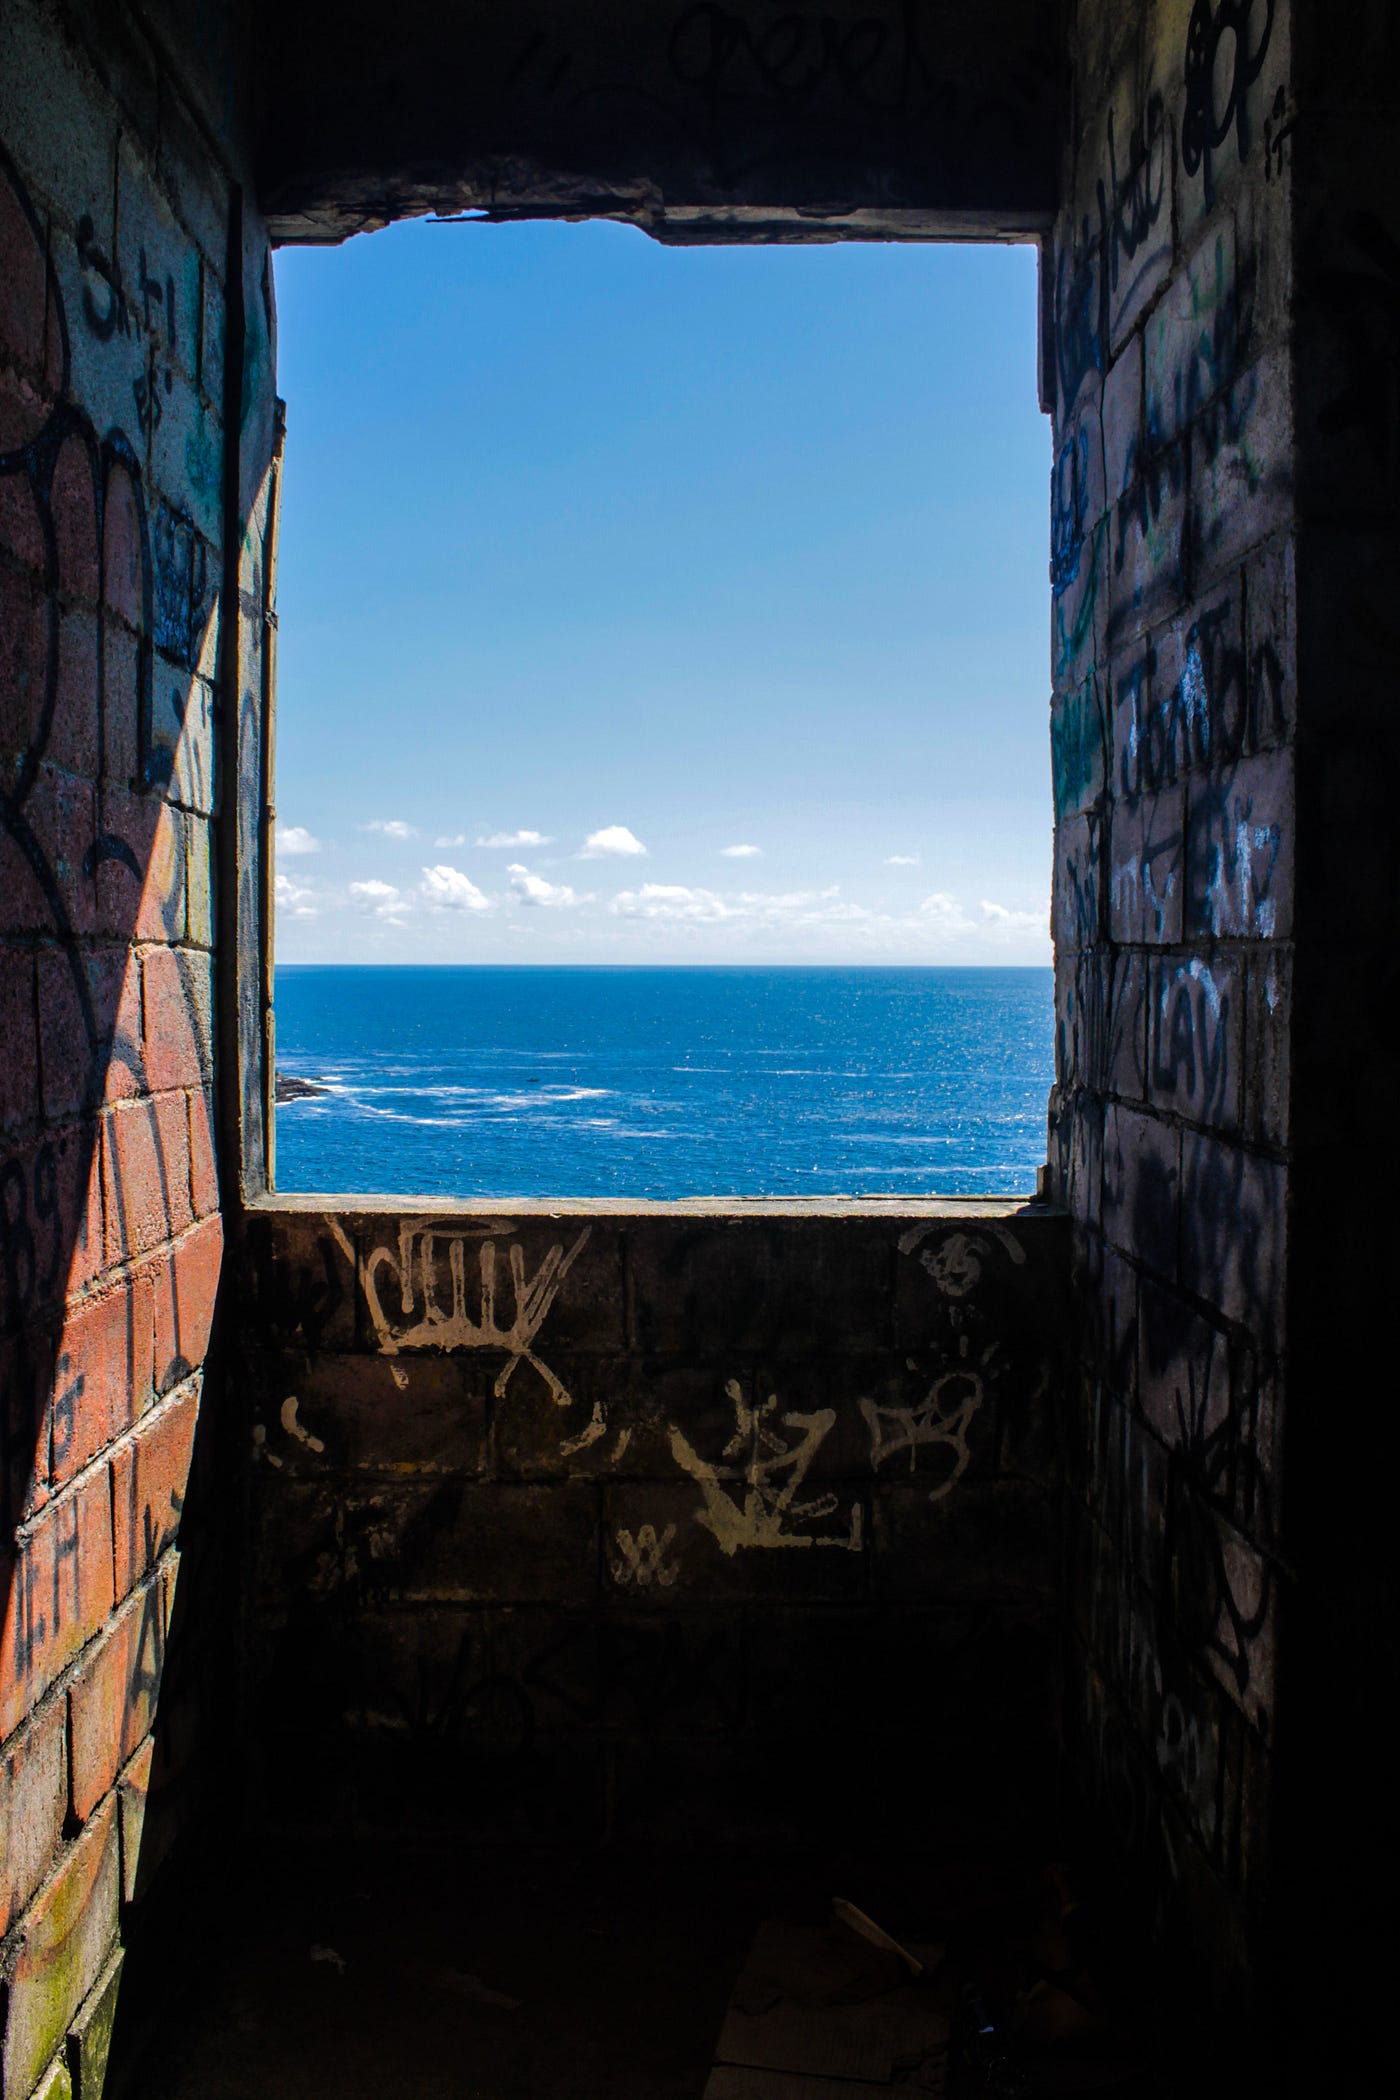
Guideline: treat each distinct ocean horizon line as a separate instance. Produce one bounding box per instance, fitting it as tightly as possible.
[274,963,1053,1199]
[275,959,1053,971]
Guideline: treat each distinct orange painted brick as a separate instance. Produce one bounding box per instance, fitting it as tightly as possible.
[54,1119,107,1303]
[36,947,142,1120]
[68,1575,165,1821]
[96,946,144,1102]
[0,562,44,768]
[1,1325,53,1528]
[0,160,49,378]
[95,787,185,944]
[0,1467,114,1743]
[102,1094,191,1266]
[50,435,100,612]
[0,462,46,576]
[154,1089,193,1237]
[3,763,97,938]
[102,460,145,632]
[50,609,99,777]
[112,1379,200,1597]
[0,167,62,410]
[0,1694,66,1937]
[188,1085,218,1217]
[0,1797,119,2100]
[152,1216,221,1394]
[0,940,39,1132]
[117,1734,154,1904]
[49,1270,155,1487]
[0,361,45,458]
[36,947,96,1122]
[103,626,141,788]
[0,1122,105,1328]
[142,944,212,1092]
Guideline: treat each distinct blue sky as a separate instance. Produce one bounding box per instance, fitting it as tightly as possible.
[270,220,1052,963]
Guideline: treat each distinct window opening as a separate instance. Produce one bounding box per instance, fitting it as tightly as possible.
[268,220,1051,1200]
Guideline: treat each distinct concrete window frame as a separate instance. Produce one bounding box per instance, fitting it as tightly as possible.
[244,211,1056,1213]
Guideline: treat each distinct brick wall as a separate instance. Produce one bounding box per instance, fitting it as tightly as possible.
[0,5,265,2096]
[1046,0,1295,2016]
[244,1201,1065,1850]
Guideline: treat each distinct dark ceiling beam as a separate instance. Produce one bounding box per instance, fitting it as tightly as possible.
[255,0,1065,245]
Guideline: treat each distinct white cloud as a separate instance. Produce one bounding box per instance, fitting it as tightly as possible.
[581,824,647,859]
[920,890,967,925]
[594,879,1049,958]
[980,899,1048,934]
[719,843,762,859]
[421,865,491,912]
[477,828,551,848]
[350,878,409,921]
[916,892,1049,944]
[275,872,320,919]
[277,824,320,856]
[509,863,582,908]
[434,832,467,848]
[362,819,418,839]
[611,883,847,926]
[612,882,732,923]
[884,853,921,867]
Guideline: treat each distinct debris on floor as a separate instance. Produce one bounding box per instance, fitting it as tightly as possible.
[704,1912,951,2097]
[125,1844,1159,2100]
[424,1966,522,2010]
[702,1880,1152,2100]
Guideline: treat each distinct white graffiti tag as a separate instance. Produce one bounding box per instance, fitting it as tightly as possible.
[360,1225,590,1404]
[610,1523,680,1588]
[897,1222,1027,1295]
[859,1366,985,1502]
[670,1380,861,1555]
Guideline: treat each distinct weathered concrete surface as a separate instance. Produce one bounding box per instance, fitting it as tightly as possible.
[255,0,1065,245]
[244,1201,1066,1848]
[1043,0,1295,2045]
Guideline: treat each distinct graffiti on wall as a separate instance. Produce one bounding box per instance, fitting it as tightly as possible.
[1,93,232,1956]
[670,1379,862,1554]
[1099,89,1170,330]
[1,144,153,1068]
[359,1223,591,1404]
[860,1367,984,1500]
[610,1522,681,1588]
[1181,0,1277,209]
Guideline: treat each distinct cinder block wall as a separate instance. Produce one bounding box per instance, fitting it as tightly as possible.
[245,1203,1065,1850]
[1046,0,1295,2013]
[0,5,269,2096]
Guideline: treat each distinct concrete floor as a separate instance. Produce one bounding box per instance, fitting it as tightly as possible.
[118,1842,1157,2099]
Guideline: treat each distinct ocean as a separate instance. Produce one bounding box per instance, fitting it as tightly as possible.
[272,965,1054,1200]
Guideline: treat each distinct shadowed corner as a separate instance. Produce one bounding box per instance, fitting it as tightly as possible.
[1,124,234,2100]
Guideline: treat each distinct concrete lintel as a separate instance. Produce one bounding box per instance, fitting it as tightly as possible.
[256,0,1064,247]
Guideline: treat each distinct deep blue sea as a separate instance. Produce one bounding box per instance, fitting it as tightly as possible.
[272,966,1053,1199]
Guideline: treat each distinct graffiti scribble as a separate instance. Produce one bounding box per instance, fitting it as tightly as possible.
[362,1225,590,1404]
[670,1379,861,1554]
